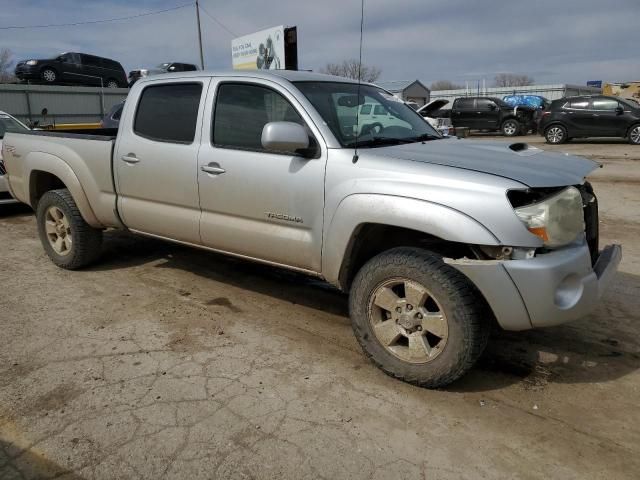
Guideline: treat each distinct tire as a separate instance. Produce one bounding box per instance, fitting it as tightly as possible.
[36,189,103,269]
[349,247,490,388]
[106,79,119,89]
[41,68,57,84]
[501,119,520,137]
[545,124,567,144]
[629,124,640,145]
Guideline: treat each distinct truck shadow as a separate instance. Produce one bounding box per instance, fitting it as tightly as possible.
[93,231,640,392]
[0,439,85,480]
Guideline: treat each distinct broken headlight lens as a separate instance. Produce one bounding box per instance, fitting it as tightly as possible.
[514,186,585,248]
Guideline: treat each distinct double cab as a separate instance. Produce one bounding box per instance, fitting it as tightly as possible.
[2,71,621,387]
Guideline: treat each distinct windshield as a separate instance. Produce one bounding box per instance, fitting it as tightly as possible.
[0,115,28,139]
[294,82,440,147]
[156,63,171,70]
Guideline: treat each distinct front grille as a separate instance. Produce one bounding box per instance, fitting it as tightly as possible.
[0,160,6,176]
[579,182,599,265]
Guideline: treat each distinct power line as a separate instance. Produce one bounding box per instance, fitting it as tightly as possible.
[0,2,194,30]
[198,4,237,37]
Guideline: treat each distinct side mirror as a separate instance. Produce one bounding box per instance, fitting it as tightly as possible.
[261,122,309,154]
[615,105,624,114]
[489,104,497,110]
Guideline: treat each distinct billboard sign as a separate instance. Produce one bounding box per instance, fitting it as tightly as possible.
[231,26,298,70]
[587,80,603,88]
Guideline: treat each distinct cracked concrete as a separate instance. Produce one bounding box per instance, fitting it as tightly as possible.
[1,138,640,479]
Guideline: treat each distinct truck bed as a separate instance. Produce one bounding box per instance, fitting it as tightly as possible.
[2,130,120,228]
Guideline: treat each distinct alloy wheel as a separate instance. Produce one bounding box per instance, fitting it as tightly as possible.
[503,121,518,136]
[631,126,640,145]
[546,126,564,143]
[43,69,56,82]
[107,80,119,88]
[45,206,72,256]
[368,278,449,364]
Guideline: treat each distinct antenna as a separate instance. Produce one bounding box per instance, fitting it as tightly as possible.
[195,0,205,70]
[352,0,365,164]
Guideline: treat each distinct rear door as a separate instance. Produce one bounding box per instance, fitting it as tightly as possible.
[565,98,593,135]
[58,53,83,83]
[196,78,326,271]
[78,54,103,86]
[451,98,475,128]
[114,79,209,244]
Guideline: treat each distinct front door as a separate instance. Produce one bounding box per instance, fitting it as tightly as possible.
[114,80,209,244]
[452,98,476,128]
[476,98,500,129]
[563,98,592,136]
[197,79,326,272]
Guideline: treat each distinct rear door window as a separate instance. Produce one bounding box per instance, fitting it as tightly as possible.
[476,99,495,110]
[592,98,619,111]
[134,83,203,143]
[454,98,475,109]
[360,104,372,115]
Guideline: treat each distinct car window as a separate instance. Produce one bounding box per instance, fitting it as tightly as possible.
[373,105,387,115]
[0,115,28,139]
[569,99,590,109]
[476,99,495,110]
[213,83,305,152]
[134,83,202,143]
[81,55,101,67]
[112,104,123,120]
[360,104,372,115]
[592,98,619,111]
[454,98,474,109]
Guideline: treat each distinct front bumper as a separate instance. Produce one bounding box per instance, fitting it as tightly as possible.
[448,241,622,330]
[15,65,40,80]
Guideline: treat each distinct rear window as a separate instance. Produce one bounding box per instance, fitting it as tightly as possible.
[134,83,202,143]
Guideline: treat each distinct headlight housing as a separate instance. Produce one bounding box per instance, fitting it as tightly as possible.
[513,186,585,248]
[26,60,38,66]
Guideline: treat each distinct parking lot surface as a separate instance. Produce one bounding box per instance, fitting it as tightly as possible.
[1,136,639,479]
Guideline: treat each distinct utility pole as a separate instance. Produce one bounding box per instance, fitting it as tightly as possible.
[195,0,205,70]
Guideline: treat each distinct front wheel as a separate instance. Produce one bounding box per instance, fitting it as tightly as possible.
[41,68,57,84]
[629,124,640,145]
[501,119,520,137]
[36,189,103,269]
[349,247,490,388]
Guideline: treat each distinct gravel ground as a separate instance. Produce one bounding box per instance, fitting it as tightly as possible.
[1,136,639,479]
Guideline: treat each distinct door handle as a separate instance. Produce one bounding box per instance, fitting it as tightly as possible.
[201,163,226,175]
[121,154,140,164]
[592,114,600,117]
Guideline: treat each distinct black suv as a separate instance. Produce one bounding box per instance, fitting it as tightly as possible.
[15,52,126,88]
[539,95,640,145]
[451,97,537,136]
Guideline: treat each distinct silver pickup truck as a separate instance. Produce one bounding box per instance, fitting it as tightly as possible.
[2,71,622,387]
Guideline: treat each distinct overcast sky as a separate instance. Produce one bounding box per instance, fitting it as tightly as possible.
[1,0,638,86]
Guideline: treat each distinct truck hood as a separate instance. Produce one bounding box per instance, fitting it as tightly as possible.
[364,138,599,188]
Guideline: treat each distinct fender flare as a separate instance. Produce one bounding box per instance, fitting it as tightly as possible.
[322,193,500,286]
[24,151,101,227]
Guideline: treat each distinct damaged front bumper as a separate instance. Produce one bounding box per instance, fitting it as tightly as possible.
[447,240,622,331]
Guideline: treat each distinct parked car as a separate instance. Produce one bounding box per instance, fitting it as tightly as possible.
[0,111,30,204]
[2,71,621,388]
[417,99,452,135]
[451,97,537,136]
[15,52,126,88]
[100,102,125,129]
[539,95,640,145]
[128,62,198,86]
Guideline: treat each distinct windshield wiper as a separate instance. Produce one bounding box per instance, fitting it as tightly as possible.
[350,137,413,148]
[404,133,441,142]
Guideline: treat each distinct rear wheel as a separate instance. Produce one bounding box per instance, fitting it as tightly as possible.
[545,125,567,144]
[629,124,640,145]
[501,119,520,137]
[349,247,490,388]
[41,68,57,84]
[36,189,103,269]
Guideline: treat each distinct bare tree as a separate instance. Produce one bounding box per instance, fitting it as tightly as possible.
[494,73,534,87]
[430,80,463,91]
[321,59,382,83]
[0,48,16,83]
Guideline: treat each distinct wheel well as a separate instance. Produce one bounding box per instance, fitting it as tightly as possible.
[338,223,475,290]
[627,122,640,136]
[40,66,57,74]
[30,171,65,207]
[543,121,567,133]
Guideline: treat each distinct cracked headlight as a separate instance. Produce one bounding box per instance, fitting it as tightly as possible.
[514,186,585,248]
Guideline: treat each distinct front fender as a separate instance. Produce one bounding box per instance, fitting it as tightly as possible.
[322,193,500,286]
[23,152,101,227]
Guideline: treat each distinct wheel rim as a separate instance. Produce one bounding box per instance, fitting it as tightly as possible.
[107,81,118,88]
[368,278,449,364]
[631,126,640,144]
[503,121,517,136]
[45,206,72,256]
[43,70,56,82]
[547,126,564,143]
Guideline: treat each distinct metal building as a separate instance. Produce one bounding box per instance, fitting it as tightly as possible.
[429,84,602,104]
[376,80,431,106]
